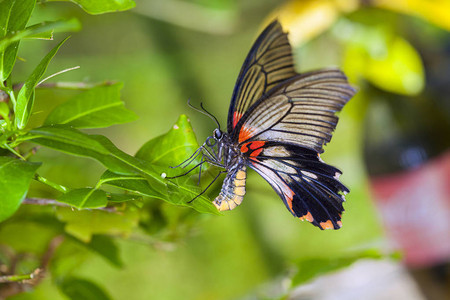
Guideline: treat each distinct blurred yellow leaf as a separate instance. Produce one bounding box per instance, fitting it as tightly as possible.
[266,0,359,46]
[373,0,450,31]
[337,20,424,95]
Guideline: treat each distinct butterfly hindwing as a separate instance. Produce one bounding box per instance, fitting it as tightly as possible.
[244,142,347,229]
[227,20,297,132]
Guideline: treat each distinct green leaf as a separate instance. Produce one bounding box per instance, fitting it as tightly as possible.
[52,0,136,15]
[22,125,161,178]
[83,235,123,267]
[23,19,82,40]
[0,19,81,51]
[45,82,138,128]
[135,115,219,215]
[15,37,69,129]
[0,157,41,222]
[57,188,107,209]
[58,277,112,300]
[0,0,35,81]
[100,170,164,199]
[56,207,139,242]
[291,249,384,286]
[136,114,200,166]
[106,193,141,202]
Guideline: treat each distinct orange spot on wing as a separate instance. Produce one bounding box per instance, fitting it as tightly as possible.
[337,220,342,227]
[284,187,294,213]
[299,212,314,222]
[320,220,334,229]
[233,112,243,128]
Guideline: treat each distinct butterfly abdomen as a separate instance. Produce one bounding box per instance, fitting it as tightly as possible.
[213,165,247,211]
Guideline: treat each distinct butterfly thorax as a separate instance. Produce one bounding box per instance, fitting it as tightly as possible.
[208,132,248,211]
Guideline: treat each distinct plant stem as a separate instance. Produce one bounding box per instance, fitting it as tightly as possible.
[34,174,68,193]
[0,269,42,283]
[23,198,117,212]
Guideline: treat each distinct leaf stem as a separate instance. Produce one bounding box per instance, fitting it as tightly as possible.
[34,174,68,193]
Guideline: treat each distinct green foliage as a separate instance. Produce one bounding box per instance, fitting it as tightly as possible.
[0,0,35,82]
[44,83,138,128]
[15,37,69,129]
[58,277,112,300]
[291,249,384,286]
[0,157,40,221]
[52,0,136,15]
[2,0,443,298]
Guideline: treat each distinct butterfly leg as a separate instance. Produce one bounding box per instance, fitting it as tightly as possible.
[187,170,226,204]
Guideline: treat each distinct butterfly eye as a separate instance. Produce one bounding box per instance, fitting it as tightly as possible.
[214,129,222,140]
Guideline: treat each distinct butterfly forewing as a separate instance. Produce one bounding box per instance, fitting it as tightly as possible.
[227,20,297,132]
[232,69,356,154]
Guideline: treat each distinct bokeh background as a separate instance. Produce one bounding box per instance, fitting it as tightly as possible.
[1,0,449,299]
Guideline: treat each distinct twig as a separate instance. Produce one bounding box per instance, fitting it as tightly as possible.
[13,80,116,91]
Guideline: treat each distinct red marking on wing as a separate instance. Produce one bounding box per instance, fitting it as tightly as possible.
[251,147,263,157]
[240,143,250,153]
[249,141,265,149]
[238,125,256,143]
[233,111,243,128]
[240,141,266,156]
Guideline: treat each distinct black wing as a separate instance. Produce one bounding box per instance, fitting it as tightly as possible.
[227,20,297,132]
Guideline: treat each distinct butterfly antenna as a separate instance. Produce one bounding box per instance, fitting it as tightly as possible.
[187,99,221,131]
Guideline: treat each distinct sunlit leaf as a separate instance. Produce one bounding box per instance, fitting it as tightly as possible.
[336,20,424,95]
[373,0,450,31]
[0,157,41,222]
[51,0,136,15]
[57,188,108,209]
[45,82,138,128]
[266,0,359,46]
[15,37,69,129]
[56,207,139,242]
[0,0,35,81]
[58,277,112,300]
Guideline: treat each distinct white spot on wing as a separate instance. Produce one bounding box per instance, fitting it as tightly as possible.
[301,171,318,179]
[161,172,167,179]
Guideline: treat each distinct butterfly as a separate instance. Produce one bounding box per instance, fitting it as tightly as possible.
[173,20,356,230]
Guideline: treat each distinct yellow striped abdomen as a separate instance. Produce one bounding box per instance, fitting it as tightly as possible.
[213,166,247,211]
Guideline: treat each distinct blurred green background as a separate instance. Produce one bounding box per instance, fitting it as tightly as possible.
[1,0,449,299]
